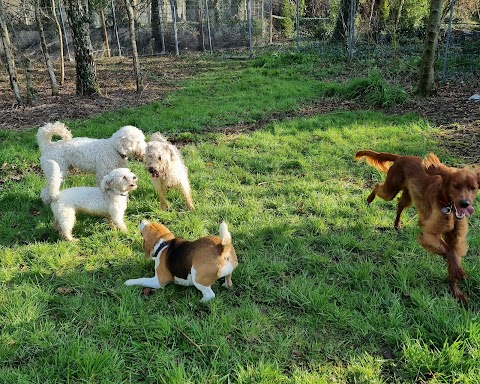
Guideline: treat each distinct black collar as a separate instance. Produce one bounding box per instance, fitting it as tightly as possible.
[153,240,169,258]
[116,149,127,159]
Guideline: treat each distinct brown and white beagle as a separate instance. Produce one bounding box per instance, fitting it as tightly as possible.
[125,219,238,302]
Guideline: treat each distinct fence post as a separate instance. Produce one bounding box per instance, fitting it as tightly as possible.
[442,0,455,81]
[111,0,122,56]
[348,0,356,60]
[170,0,180,55]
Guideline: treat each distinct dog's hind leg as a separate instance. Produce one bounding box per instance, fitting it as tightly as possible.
[394,191,412,230]
[55,207,76,241]
[368,182,401,203]
[192,268,215,302]
[179,179,195,210]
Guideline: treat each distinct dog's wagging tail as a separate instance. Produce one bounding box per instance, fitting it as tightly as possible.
[355,149,480,304]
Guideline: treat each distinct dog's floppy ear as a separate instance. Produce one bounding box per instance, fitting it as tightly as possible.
[475,166,480,186]
[167,145,180,162]
[101,174,113,192]
[116,134,134,154]
[150,132,168,143]
[422,153,450,177]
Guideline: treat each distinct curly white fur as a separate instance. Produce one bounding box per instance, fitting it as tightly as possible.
[146,133,194,210]
[47,159,138,241]
[37,121,146,204]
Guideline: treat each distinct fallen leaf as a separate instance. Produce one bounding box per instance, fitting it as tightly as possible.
[143,287,155,296]
[57,287,75,295]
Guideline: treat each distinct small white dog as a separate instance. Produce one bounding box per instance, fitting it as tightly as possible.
[146,133,194,210]
[46,159,138,241]
[37,121,146,204]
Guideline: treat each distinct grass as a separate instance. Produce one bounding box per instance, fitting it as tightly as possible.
[2,51,480,383]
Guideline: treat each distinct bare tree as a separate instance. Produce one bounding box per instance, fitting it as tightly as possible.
[331,0,356,42]
[151,0,162,52]
[35,0,59,96]
[51,0,65,84]
[0,0,22,104]
[99,8,111,57]
[64,0,100,96]
[418,0,445,96]
[124,0,144,92]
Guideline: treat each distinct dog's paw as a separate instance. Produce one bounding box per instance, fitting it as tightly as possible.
[124,279,136,286]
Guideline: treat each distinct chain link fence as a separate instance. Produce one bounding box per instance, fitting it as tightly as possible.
[1,0,479,67]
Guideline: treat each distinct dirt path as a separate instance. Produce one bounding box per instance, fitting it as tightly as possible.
[1,56,479,161]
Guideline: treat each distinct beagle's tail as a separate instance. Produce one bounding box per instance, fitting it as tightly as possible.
[37,121,73,152]
[219,221,232,246]
[354,150,401,173]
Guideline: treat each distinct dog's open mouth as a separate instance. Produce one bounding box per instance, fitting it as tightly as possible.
[454,204,474,219]
[149,168,165,178]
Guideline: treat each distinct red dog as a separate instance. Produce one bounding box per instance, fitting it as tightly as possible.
[355,150,480,303]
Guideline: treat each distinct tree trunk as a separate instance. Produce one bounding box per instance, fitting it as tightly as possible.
[395,0,405,31]
[0,0,22,104]
[100,9,111,57]
[51,0,65,84]
[418,0,444,96]
[151,0,162,52]
[65,0,100,96]
[35,0,59,96]
[124,0,144,92]
[331,0,350,41]
[369,0,387,43]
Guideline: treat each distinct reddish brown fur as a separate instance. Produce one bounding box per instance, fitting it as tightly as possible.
[355,150,480,303]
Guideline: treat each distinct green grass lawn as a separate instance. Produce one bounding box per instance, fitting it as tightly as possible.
[2,52,480,383]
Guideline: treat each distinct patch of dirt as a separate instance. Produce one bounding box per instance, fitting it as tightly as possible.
[0,56,200,131]
[1,55,479,162]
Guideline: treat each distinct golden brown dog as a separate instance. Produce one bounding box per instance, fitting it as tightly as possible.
[355,150,480,303]
[125,220,238,302]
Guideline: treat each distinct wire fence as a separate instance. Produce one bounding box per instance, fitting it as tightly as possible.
[1,0,479,66]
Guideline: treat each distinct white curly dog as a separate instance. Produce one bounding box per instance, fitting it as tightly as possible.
[37,121,146,204]
[146,133,194,210]
[46,159,138,241]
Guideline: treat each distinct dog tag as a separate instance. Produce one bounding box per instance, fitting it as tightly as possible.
[441,206,452,215]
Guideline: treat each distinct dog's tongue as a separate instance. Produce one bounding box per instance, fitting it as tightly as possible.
[466,206,474,217]
[456,205,474,219]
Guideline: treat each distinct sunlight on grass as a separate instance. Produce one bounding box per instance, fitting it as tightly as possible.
[1,55,480,382]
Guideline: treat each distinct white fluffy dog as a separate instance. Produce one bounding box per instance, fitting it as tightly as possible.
[46,159,138,241]
[146,133,194,210]
[37,121,146,204]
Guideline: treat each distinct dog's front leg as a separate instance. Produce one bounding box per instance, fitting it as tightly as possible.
[110,211,128,232]
[419,232,467,303]
[158,183,168,210]
[125,276,162,289]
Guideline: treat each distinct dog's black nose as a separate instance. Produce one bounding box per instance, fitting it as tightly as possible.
[148,167,154,173]
[460,200,471,208]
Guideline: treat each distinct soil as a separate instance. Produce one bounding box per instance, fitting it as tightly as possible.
[1,55,479,161]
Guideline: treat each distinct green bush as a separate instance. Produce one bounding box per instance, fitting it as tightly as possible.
[320,71,408,107]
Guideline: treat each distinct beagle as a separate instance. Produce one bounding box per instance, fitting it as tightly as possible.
[125,220,238,302]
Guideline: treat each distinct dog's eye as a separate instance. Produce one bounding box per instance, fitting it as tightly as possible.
[158,156,162,160]
[123,176,127,180]
[453,184,460,189]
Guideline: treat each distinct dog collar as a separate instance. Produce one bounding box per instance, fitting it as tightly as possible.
[439,193,453,215]
[441,203,453,215]
[153,240,169,258]
[116,149,127,159]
